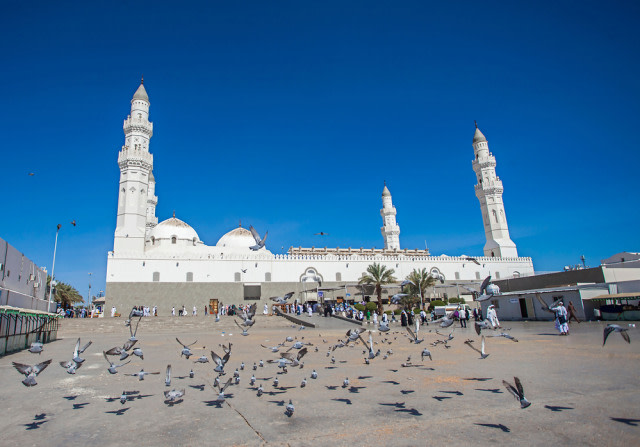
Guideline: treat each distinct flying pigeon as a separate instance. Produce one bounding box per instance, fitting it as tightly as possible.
[249,225,268,251]
[28,341,44,355]
[164,388,185,403]
[176,338,197,359]
[503,377,531,408]
[12,359,52,386]
[127,369,160,381]
[165,365,172,386]
[270,292,295,305]
[464,336,489,359]
[603,324,631,346]
[103,351,131,374]
[72,338,92,364]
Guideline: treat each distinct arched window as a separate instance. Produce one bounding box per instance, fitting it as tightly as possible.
[336,272,342,281]
[171,236,177,244]
[186,272,193,282]
[151,237,155,245]
[492,210,498,223]
[152,272,160,282]
[265,272,272,282]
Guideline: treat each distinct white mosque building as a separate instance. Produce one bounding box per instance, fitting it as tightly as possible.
[105,80,534,314]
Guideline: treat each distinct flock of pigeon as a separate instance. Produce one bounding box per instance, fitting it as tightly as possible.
[10,301,633,420]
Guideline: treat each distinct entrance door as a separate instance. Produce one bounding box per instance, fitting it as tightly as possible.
[209,299,219,315]
[519,298,529,318]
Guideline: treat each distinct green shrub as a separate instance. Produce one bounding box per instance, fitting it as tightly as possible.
[428,300,446,311]
[413,308,421,314]
[365,301,378,311]
[354,303,365,312]
[385,310,393,315]
[393,309,402,315]
[449,297,466,304]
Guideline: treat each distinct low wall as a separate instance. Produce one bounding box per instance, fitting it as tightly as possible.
[273,308,316,328]
[0,307,62,356]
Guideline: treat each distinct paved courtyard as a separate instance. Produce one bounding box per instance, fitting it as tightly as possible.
[0,314,638,446]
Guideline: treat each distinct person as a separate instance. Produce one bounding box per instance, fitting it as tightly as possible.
[459,307,467,328]
[486,304,501,329]
[400,310,407,327]
[366,309,371,324]
[567,301,581,324]
[308,305,313,317]
[381,311,388,325]
[264,303,269,315]
[407,309,414,326]
[182,305,186,316]
[193,305,197,316]
[372,311,378,326]
[550,301,569,335]
[473,308,479,321]
[111,306,116,317]
[172,306,175,316]
[420,309,426,324]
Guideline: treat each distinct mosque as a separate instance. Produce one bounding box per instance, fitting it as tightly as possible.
[105,80,534,314]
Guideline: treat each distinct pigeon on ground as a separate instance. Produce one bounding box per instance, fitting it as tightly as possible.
[176,338,198,359]
[603,324,631,346]
[164,388,185,403]
[503,377,531,408]
[189,369,194,378]
[343,378,349,388]
[120,391,128,405]
[216,378,233,402]
[257,385,264,396]
[273,377,279,388]
[249,225,268,251]
[250,375,256,386]
[12,360,52,386]
[311,369,318,379]
[301,378,307,388]
[285,399,294,416]
[103,351,131,374]
[165,365,172,386]
[194,355,209,364]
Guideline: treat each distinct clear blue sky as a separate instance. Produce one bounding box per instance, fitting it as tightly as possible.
[2,1,639,301]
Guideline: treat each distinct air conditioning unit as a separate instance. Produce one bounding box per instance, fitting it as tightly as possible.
[29,274,35,282]
[33,282,40,289]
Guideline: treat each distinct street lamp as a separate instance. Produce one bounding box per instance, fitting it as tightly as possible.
[88,272,92,307]
[48,224,62,311]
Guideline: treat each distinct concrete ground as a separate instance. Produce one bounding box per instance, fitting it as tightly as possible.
[0,314,638,447]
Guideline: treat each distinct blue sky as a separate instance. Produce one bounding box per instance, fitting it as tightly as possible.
[2,1,639,301]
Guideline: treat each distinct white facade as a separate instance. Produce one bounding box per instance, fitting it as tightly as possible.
[471,124,518,258]
[106,82,534,311]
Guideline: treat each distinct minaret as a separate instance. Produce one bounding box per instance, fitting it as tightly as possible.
[113,78,154,254]
[145,170,158,241]
[471,123,518,258]
[380,183,401,250]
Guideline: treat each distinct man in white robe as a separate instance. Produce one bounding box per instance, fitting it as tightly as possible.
[549,301,569,335]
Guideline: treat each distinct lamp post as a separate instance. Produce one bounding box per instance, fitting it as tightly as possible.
[88,272,92,307]
[48,224,62,311]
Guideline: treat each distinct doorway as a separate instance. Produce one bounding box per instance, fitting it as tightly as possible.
[519,298,528,318]
[209,299,219,315]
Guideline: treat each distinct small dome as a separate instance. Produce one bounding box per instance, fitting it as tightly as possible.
[216,226,256,248]
[473,127,487,144]
[486,283,500,295]
[150,217,199,242]
[132,82,149,102]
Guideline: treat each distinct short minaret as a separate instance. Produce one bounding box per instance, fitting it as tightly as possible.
[471,123,518,258]
[380,183,401,250]
[114,78,154,254]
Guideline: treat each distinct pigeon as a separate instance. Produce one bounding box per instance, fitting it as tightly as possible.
[72,338,92,364]
[421,348,432,362]
[257,385,264,396]
[253,362,257,370]
[358,332,377,359]
[259,360,264,368]
[237,304,257,327]
[432,309,457,328]
[105,340,138,361]
[261,343,285,353]
[132,347,144,360]
[189,369,194,379]
[287,341,311,351]
[406,325,424,344]
[12,360,52,386]
[234,376,241,385]
[164,389,185,403]
[233,369,240,378]
[346,328,366,342]
[503,377,531,408]
[490,332,519,342]
[270,292,295,305]
[194,355,209,364]
[603,324,631,346]
[127,369,160,381]
[343,378,349,388]
[216,378,233,401]
[120,391,128,405]
[285,399,294,416]
[165,365,172,386]
[249,225,268,251]
[464,337,489,359]
[273,377,279,388]
[104,351,131,374]
[240,362,245,371]
[286,336,294,342]
[28,341,44,355]
[311,369,318,379]
[176,338,198,359]
[60,359,82,374]
[475,320,492,336]
[250,375,256,386]
[128,315,142,341]
[211,349,231,373]
[234,320,250,336]
[301,378,307,388]
[378,321,390,332]
[280,347,308,367]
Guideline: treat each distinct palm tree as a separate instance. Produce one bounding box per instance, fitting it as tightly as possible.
[358,263,396,315]
[46,275,84,309]
[404,268,437,309]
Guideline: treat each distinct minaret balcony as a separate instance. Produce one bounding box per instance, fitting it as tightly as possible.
[123,117,153,137]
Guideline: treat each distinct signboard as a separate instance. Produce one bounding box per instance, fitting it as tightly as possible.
[346,293,351,297]
[318,291,324,298]
[509,298,519,304]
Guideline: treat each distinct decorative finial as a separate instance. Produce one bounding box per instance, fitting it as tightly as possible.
[474,120,478,129]
[384,180,386,186]
[141,75,144,85]
[172,210,175,218]
[239,219,242,228]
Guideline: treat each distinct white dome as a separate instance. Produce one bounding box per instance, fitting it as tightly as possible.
[150,217,200,242]
[486,283,500,295]
[216,226,256,248]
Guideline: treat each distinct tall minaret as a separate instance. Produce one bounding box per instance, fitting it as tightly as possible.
[380,183,401,250]
[471,123,518,258]
[113,78,154,254]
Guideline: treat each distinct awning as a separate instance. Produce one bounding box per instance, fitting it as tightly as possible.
[584,293,640,301]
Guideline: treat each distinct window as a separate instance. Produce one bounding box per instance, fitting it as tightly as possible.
[495,271,500,279]
[153,272,160,282]
[265,272,271,282]
[491,299,499,308]
[513,271,521,278]
[336,272,342,281]
[475,272,481,280]
[171,236,177,244]
[186,272,193,282]
[234,272,241,282]
[151,237,155,245]
[244,285,261,300]
[455,272,460,280]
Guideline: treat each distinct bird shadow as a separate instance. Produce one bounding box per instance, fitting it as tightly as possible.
[382,380,400,385]
[325,385,339,391]
[189,384,205,391]
[379,402,405,409]
[331,398,352,405]
[265,390,287,396]
[388,369,398,373]
[324,366,338,370]
[278,386,296,391]
[269,400,286,407]
[439,390,463,396]
[62,395,78,401]
[357,375,373,380]
[545,405,574,412]
[131,394,154,401]
[432,396,452,402]
[464,377,493,381]
[536,333,562,336]
[348,386,366,393]
[476,388,503,394]
[164,399,184,406]
[418,367,435,371]
[34,413,47,420]
[400,390,415,395]
[72,402,90,410]
[610,417,640,426]
[105,408,130,416]
[23,420,48,430]
[475,423,510,433]
[203,400,224,408]
[395,408,423,416]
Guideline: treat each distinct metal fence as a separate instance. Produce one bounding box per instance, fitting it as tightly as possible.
[0,307,62,356]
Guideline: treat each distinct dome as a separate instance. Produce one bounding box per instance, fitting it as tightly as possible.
[216,226,256,248]
[132,82,149,102]
[473,127,487,144]
[149,217,199,242]
[382,185,391,197]
[486,283,500,295]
